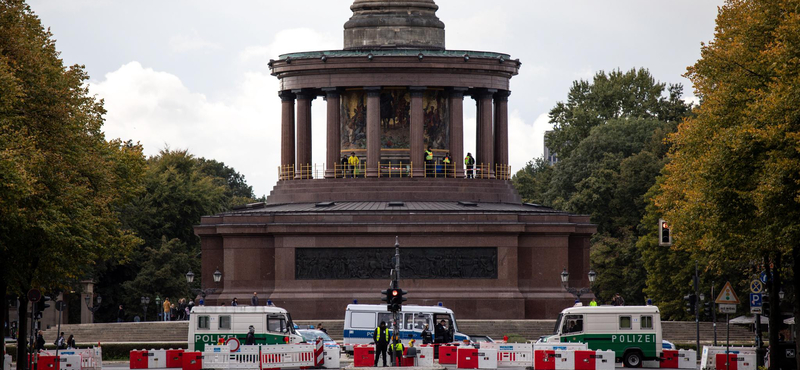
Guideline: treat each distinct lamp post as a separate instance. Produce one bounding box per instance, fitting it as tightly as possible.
[140,296,150,322]
[84,295,102,323]
[186,267,222,305]
[560,268,597,302]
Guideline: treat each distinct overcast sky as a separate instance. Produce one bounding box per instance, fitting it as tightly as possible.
[27,0,723,197]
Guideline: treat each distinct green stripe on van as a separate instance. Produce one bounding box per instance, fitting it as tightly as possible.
[561,333,657,358]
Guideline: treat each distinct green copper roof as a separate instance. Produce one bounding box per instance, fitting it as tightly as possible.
[278,49,512,60]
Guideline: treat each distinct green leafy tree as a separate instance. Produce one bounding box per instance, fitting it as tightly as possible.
[511,158,553,205]
[651,0,800,365]
[0,0,146,361]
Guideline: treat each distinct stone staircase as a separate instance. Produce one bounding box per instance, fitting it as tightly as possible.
[41,320,754,346]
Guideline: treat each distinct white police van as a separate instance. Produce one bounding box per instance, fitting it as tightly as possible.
[343,304,469,352]
[189,306,304,351]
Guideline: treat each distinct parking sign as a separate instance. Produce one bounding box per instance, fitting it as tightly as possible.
[750,293,762,314]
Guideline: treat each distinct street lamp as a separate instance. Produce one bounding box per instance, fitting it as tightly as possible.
[187,267,222,305]
[779,289,785,300]
[140,296,150,322]
[84,295,102,323]
[560,268,596,302]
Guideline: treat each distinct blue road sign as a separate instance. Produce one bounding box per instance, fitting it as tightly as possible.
[750,280,763,293]
[750,293,763,307]
[760,271,768,283]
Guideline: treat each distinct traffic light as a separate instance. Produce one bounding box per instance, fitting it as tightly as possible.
[762,299,770,317]
[388,288,407,312]
[659,219,672,246]
[35,296,51,320]
[684,294,696,315]
[703,301,712,318]
[381,289,392,312]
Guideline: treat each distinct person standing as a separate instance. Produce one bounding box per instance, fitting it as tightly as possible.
[117,305,125,322]
[340,154,349,178]
[35,330,45,352]
[434,319,447,343]
[163,297,171,321]
[464,153,475,178]
[55,332,66,349]
[612,293,625,306]
[67,334,76,349]
[245,325,256,345]
[589,298,598,307]
[317,323,327,334]
[424,147,434,176]
[391,336,404,367]
[373,321,390,367]
[231,298,238,306]
[442,152,452,177]
[251,292,259,306]
[348,152,360,178]
[421,324,432,344]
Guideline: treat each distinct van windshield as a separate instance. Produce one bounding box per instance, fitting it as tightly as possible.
[554,313,563,334]
[450,313,459,332]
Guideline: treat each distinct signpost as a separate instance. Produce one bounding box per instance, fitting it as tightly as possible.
[750,293,763,314]
[716,281,740,370]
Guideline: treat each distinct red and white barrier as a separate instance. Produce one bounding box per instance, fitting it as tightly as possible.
[149,349,167,369]
[56,348,102,370]
[229,345,260,369]
[701,346,757,370]
[260,344,315,369]
[352,344,375,367]
[457,348,479,369]
[677,349,697,369]
[59,355,82,370]
[439,344,459,364]
[201,346,230,370]
[130,350,149,369]
[714,353,756,370]
[416,345,435,367]
[494,343,533,368]
[181,351,203,370]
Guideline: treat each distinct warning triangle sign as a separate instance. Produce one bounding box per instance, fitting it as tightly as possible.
[715,281,740,304]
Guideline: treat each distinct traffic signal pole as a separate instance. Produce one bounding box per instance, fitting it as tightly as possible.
[695,261,700,356]
[392,237,400,366]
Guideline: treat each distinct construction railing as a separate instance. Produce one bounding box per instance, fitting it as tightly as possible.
[278,163,510,180]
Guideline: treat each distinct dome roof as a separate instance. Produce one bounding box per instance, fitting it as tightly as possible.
[344,0,445,50]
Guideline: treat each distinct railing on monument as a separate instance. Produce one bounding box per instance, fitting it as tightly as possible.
[278,163,511,180]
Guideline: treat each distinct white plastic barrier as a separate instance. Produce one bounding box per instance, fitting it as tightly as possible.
[495,343,533,367]
[553,350,576,370]
[59,355,82,370]
[595,350,615,370]
[148,349,167,369]
[701,346,757,370]
[229,345,260,370]
[322,345,340,369]
[416,345,434,367]
[202,346,231,370]
[260,344,315,369]
[56,348,101,370]
[5,354,12,370]
[677,349,697,369]
[478,349,498,369]
[532,342,589,351]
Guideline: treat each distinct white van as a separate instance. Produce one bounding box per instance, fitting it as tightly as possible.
[343,304,470,352]
[188,306,304,351]
[537,305,663,368]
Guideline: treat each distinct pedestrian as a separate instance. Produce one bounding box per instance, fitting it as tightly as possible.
[421,324,432,344]
[117,305,125,322]
[317,323,327,334]
[245,325,256,345]
[464,152,475,178]
[55,332,66,349]
[231,298,238,306]
[373,321,390,367]
[35,330,45,352]
[434,319,447,343]
[391,335,404,366]
[589,298,598,306]
[177,299,186,320]
[163,297,171,321]
[67,334,76,349]
[251,292,259,306]
[170,304,177,320]
[187,300,194,320]
[348,152,360,178]
[424,146,434,176]
[442,152,452,177]
[341,154,349,178]
[612,293,625,306]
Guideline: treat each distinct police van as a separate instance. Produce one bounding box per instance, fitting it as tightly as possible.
[343,304,470,352]
[537,305,663,368]
[188,306,304,351]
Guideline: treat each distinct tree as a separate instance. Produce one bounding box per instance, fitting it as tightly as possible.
[0,0,146,363]
[511,158,553,205]
[652,1,800,366]
[547,68,689,159]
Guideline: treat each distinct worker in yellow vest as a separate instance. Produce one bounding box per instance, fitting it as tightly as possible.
[464,153,475,179]
[442,152,452,177]
[373,321,390,367]
[424,147,434,177]
[392,335,405,367]
[348,152,360,178]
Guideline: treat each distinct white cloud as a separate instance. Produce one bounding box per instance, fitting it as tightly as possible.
[509,112,552,172]
[240,28,339,62]
[91,61,281,197]
[169,30,222,53]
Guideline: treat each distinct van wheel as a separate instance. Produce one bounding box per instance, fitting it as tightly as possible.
[623,351,643,368]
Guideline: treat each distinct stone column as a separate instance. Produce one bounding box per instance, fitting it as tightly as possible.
[365,87,381,178]
[410,87,426,177]
[323,88,341,178]
[474,96,481,162]
[494,90,510,178]
[477,89,497,178]
[279,91,295,180]
[449,88,467,178]
[293,90,315,179]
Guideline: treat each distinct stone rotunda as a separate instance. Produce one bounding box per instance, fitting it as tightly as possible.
[194,0,596,319]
